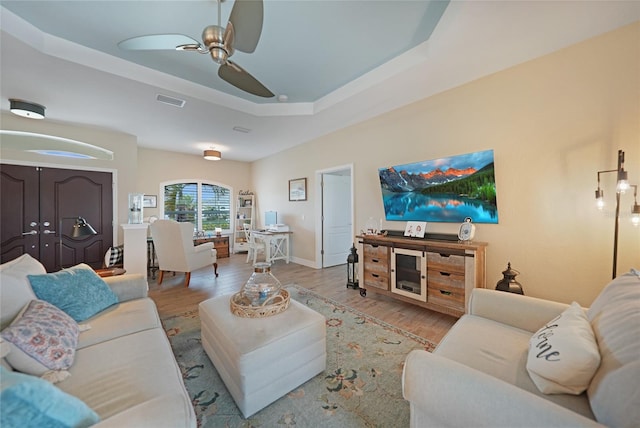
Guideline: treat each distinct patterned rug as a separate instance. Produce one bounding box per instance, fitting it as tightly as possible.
[161,284,436,427]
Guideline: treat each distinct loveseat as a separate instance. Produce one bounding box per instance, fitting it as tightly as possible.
[0,253,196,427]
[403,269,639,428]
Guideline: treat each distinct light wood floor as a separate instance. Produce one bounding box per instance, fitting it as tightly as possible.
[148,254,457,344]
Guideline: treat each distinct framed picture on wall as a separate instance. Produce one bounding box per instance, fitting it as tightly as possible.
[143,195,157,208]
[289,178,307,201]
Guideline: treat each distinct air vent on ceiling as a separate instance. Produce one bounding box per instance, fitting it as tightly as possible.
[233,126,251,133]
[156,94,185,108]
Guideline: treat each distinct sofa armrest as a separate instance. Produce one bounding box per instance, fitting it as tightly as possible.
[469,288,569,332]
[403,350,603,428]
[102,274,148,302]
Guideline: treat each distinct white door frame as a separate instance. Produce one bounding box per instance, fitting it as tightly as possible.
[314,163,354,269]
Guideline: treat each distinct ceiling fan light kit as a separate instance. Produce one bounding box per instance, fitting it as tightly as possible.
[9,99,46,119]
[119,0,273,98]
[204,149,222,161]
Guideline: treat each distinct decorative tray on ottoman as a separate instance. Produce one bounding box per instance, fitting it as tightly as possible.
[230,289,290,318]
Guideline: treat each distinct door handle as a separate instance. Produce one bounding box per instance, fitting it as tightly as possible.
[42,230,56,234]
[22,230,38,236]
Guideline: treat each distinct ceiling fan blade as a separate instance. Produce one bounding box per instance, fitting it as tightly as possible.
[218,61,274,98]
[118,34,200,51]
[228,0,263,53]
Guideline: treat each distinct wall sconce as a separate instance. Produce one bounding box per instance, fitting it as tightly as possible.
[594,149,637,279]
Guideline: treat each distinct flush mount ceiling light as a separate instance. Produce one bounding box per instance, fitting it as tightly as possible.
[9,99,45,119]
[204,149,221,161]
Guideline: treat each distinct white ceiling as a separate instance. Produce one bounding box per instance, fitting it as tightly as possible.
[1,1,639,162]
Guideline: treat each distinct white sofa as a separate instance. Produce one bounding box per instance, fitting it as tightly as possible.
[403,269,639,428]
[0,253,196,427]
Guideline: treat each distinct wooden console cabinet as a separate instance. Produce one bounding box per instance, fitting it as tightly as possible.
[356,235,487,317]
[194,235,230,258]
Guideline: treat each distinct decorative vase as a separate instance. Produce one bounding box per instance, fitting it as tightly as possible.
[241,262,282,306]
[128,193,144,224]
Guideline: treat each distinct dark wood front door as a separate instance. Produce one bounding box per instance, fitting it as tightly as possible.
[1,164,113,272]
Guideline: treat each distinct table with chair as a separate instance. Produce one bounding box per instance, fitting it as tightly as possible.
[250,229,292,264]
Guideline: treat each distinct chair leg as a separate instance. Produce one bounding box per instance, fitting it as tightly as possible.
[184,272,191,287]
[158,270,164,285]
[214,262,218,277]
[246,249,251,263]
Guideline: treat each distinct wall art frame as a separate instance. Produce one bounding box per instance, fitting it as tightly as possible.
[143,194,157,208]
[289,178,307,201]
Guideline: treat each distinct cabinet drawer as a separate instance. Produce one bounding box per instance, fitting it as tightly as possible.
[364,244,389,259]
[364,271,389,290]
[427,270,465,290]
[364,258,388,274]
[427,252,465,273]
[428,284,465,310]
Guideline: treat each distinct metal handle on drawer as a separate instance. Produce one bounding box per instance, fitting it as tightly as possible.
[439,290,452,296]
[439,253,450,257]
[372,258,379,263]
[372,273,379,278]
[439,272,451,276]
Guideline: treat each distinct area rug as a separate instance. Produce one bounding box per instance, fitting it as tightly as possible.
[161,284,436,427]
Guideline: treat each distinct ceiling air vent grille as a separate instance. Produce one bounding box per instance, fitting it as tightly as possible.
[156,94,186,108]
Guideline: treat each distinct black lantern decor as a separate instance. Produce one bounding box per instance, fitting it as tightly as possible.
[346,244,359,289]
[496,262,524,295]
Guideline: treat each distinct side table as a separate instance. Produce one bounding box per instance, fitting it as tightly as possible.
[94,267,126,278]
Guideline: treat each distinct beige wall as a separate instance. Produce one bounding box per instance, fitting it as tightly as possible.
[252,22,640,306]
[136,147,252,236]
[0,113,138,244]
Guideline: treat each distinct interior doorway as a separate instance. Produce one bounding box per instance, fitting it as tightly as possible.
[316,165,353,268]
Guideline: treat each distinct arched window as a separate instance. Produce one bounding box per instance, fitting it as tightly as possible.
[161,180,231,232]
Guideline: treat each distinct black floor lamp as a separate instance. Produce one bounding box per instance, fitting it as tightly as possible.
[59,216,97,269]
[594,149,638,279]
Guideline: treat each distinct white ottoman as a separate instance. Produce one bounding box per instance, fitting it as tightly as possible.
[199,294,327,418]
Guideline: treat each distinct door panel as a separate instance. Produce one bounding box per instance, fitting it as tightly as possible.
[322,173,352,267]
[0,164,113,271]
[0,164,40,262]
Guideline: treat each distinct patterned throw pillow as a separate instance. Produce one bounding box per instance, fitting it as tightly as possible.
[104,245,124,267]
[1,300,79,376]
[28,264,119,322]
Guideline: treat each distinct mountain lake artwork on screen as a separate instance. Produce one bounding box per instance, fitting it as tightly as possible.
[378,149,499,223]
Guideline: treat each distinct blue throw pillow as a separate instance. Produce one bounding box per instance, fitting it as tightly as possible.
[0,367,100,428]
[28,264,118,322]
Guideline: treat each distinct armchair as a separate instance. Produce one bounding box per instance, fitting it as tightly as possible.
[149,220,218,287]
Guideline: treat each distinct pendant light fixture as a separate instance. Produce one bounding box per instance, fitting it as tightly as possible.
[9,99,45,119]
[204,149,222,161]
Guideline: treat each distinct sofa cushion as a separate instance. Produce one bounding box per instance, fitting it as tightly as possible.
[1,300,79,376]
[436,314,595,419]
[0,366,100,428]
[28,264,118,322]
[526,302,600,395]
[0,254,44,330]
[586,269,640,428]
[58,328,194,425]
[77,298,161,350]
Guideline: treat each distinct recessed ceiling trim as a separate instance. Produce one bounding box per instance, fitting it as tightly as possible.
[0,130,114,160]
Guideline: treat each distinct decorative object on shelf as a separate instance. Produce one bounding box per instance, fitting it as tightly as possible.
[594,149,638,279]
[59,217,97,268]
[289,177,307,201]
[203,149,221,161]
[231,263,288,318]
[403,221,426,238]
[239,190,254,195]
[9,99,45,119]
[495,262,524,295]
[346,244,359,289]
[457,217,476,241]
[143,195,157,208]
[128,193,144,224]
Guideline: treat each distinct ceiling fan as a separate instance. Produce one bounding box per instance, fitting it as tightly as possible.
[118,0,274,98]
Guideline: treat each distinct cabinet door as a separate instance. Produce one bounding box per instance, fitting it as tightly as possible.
[391,247,427,301]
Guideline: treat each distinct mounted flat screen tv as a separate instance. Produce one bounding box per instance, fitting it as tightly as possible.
[378,149,499,223]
